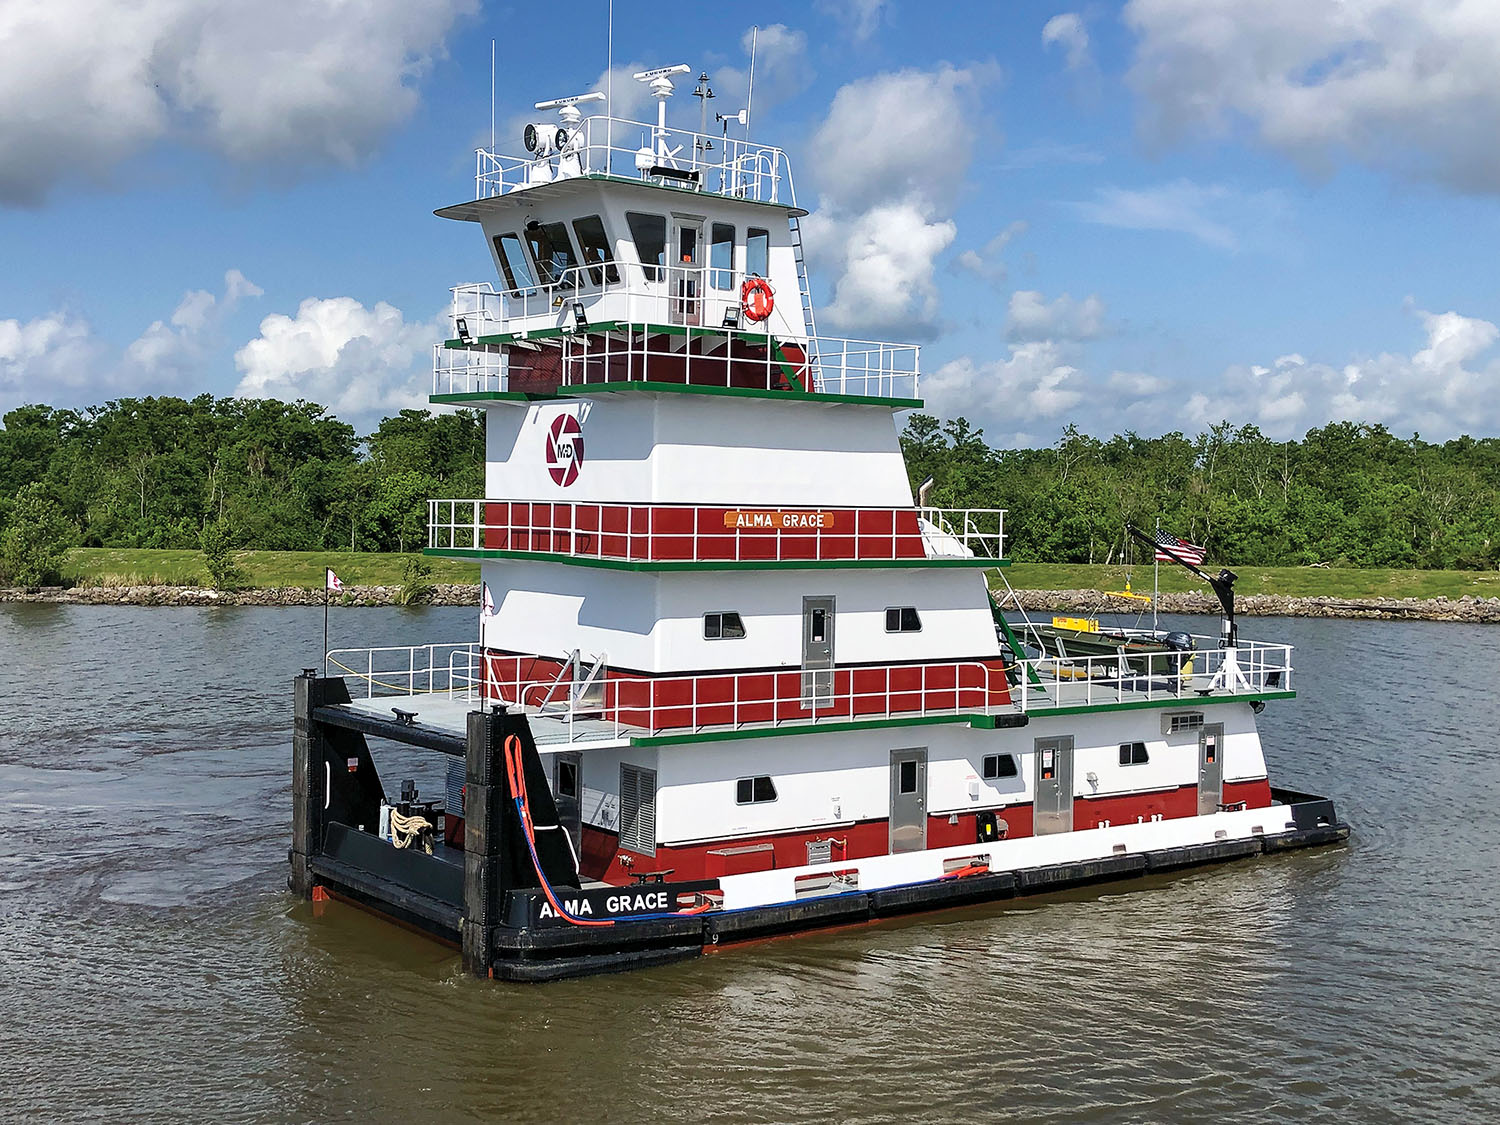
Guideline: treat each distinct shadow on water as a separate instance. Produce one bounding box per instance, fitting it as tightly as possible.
[0,607,1496,1123]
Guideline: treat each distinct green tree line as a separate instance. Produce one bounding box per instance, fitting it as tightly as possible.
[902,415,1500,570]
[0,396,483,582]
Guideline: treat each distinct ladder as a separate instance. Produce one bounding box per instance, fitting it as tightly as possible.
[787,213,820,389]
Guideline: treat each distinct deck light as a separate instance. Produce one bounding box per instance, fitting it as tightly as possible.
[571,301,588,329]
[722,307,740,329]
[455,317,472,344]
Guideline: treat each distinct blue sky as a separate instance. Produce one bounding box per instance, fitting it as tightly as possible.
[4,0,1500,443]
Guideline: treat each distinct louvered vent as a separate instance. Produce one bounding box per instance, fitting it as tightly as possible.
[618,764,657,855]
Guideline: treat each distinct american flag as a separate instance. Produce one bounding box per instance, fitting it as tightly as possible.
[1154,529,1205,565]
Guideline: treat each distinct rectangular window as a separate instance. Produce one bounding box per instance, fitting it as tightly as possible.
[557,759,579,798]
[627,212,667,281]
[884,607,922,633]
[982,754,1018,780]
[1119,742,1150,766]
[710,222,735,290]
[618,764,656,855]
[703,611,746,640]
[735,775,778,804]
[493,233,537,295]
[810,608,827,643]
[746,227,769,278]
[899,759,918,794]
[524,221,580,288]
[571,215,619,286]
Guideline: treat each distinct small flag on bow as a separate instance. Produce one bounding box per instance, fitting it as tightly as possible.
[482,582,496,617]
[1153,529,1205,565]
[326,568,343,592]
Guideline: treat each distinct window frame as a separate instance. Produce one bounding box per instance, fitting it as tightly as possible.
[884,606,923,633]
[709,222,735,290]
[703,611,747,640]
[1118,742,1150,766]
[746,226,770,278]
[492,232,538,296]
[626,211,668,282]
[570,214,620,286]
[735,775,778,805]
[524,220,582,289]
[981,753,1019,780]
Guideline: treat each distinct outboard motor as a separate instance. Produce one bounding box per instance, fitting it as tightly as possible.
[1163,630,1195,675]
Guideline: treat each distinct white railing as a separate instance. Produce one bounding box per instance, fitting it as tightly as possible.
[436,274,921,400]
[1011,639,1294,712]
[475,115,794,206]
[427,500,1005,563]
[919,508,1006,559]
[325,644,480,700]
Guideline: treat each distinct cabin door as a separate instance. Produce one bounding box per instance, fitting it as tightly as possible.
[889,748,928,853]
[1034,735,1074,835]
[553,751,582,859]
[801,596,835,709]
[1197,723,1225,815]
[669,219,703,326]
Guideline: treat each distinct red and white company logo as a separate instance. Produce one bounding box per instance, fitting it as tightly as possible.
[545,412,585,487]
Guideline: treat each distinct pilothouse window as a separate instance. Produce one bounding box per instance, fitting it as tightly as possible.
[746,227,769,278]
[524,221,580,288]
[626,212,667,281]
[571,215,619,285]
[710,222,735,290]
[493,233,537,295]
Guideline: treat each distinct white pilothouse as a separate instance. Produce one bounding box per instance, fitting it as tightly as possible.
[292,62,1347,980]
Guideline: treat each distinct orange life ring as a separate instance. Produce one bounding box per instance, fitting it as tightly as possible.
[741,277,774,322]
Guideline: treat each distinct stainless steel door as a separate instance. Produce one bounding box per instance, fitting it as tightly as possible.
[1197,723,1224,815]
[669,220,702,326]
[889,747,927,853]
[801,596,835,708]
[1033,735,1074,835]
[553,752,582,858]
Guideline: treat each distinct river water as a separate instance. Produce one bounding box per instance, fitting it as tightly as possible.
[0,605,1495,1124]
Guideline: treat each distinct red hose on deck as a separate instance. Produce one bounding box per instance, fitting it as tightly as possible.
[502,734,615,928]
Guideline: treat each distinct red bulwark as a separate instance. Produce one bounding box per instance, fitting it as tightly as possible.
[478,502,931,562]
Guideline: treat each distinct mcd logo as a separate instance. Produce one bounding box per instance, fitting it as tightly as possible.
[545,412,585,487]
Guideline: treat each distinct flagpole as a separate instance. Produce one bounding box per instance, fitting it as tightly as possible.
[1152,517,1160,634]
[323,572,330,677]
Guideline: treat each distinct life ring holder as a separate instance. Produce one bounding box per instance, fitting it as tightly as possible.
[741,277,774,323]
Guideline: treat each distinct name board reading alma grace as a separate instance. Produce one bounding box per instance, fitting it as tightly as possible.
[723,510,837,529]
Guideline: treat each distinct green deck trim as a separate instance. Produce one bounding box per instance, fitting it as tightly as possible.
[425,546,1007,571]
[631,712,1000,747]
[1022,690,1296,718]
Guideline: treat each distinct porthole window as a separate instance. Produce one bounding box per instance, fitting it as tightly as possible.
[1119,742,1150,766]
[885,607,922,633]
[982,754,1018,779]
[736,776,777,804]
[704,611,746,639]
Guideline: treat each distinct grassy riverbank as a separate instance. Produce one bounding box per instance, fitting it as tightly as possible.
[57,547,1500,600]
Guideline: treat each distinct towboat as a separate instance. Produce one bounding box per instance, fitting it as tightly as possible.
[287,62,1349,981]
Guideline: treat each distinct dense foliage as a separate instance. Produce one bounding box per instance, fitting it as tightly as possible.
[902,415,1500,569]
[2,397,1497,576]
[0,397,484,561]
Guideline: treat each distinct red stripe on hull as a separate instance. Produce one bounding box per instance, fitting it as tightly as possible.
[578,779,1273,883]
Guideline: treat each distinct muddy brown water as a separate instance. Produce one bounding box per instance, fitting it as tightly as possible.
[1,604,1496,1123]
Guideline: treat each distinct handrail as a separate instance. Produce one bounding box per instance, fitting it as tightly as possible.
[1011,641,1294,712]
[474,114,793,206]
[428,500,1006,562]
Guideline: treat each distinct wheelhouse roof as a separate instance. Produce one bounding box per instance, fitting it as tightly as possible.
[434,173,809,223]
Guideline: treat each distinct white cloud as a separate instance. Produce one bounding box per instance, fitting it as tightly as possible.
[923,342,1087,423]
[818,0,887,41]
[1068,179,1287,251]
[1042,13,1092,72]
[0,270,260,414]
[233,297,436,425]
[1108,370,1171,396]
[1008,290,1107,343]
[1125,0,1500,192]
[804,64,998,337]
[954,221,1028,285]
[0,0,476,206]
[1182,306,1500,439]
